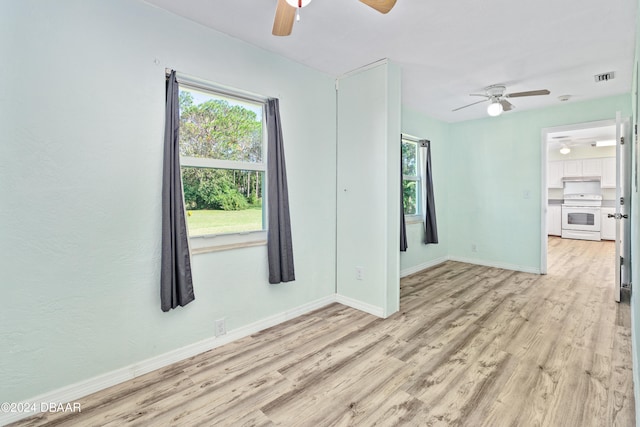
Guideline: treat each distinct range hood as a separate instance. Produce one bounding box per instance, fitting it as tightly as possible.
[561,176,601,182]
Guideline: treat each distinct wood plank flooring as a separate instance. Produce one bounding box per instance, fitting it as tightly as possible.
[11,237,635,426]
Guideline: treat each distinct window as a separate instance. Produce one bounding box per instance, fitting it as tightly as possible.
[178,84,267,240]
[402,137,421,216]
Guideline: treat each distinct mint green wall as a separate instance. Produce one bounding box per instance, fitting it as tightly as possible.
[0,0,337,402]
[400,108,450,272]
[336,62,401,317]
[2,0,637,411]
[448,94,631,271]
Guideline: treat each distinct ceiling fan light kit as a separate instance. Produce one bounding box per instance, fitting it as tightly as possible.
[453,84,550,117]
[487,100,503,117]
[560,145,571,155]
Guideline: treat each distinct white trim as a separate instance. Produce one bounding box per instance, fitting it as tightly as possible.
[180,156,265,172]
[189,230,267,253]
[0,295,336,426]
[335,294,385,318]
[540,127,549,275]
[401,133,421,143]
[175,73,270,104]
[632,301,640,427]
[1,251,541,425]
[448,256,541,275]
[191,239,266,255]
[540,118,622,276]
[405,215,423,225]
[400,256,448,278]
[336,58,389,80]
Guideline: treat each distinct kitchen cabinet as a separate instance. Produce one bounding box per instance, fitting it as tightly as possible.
[547,161,564,188]
[563,160,582,177]
[547,205,562,236]
[601,157,616,188]
[601,207,616,240]
[548,157,616,188]
[582,158,602,177]
[563,158,601,177]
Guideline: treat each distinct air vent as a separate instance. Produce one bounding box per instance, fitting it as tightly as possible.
[594,71,615,82]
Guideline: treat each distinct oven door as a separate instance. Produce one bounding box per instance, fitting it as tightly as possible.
[562,206,601,232]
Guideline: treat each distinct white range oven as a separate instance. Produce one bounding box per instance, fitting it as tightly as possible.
[561,194,602,241]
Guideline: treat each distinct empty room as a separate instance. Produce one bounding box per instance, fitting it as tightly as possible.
[2,0,640,426]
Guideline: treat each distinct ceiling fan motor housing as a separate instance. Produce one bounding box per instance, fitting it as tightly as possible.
[486,85,506,97]
[285,0,311,7]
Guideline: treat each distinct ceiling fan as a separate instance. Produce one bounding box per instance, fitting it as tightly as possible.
[452,84,550,117]
[272,0,397,36]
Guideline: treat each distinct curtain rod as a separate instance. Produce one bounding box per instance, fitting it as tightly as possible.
[165,68,271,104]
[402,134,430,147]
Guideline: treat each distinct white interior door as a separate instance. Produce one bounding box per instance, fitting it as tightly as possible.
[613,112,631,303]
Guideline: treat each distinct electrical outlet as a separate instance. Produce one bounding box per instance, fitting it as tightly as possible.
[471,244,477,252]
[214,318,226,337]
[355,266,364,280]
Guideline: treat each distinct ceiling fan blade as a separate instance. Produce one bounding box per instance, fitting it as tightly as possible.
[505,89,550,98]
[359,0,397,14]
[272,0,296,37]
[452,99,488,112]
[500,99,515,111]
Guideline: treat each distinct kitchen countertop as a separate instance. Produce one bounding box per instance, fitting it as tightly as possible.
[548,199,616,207]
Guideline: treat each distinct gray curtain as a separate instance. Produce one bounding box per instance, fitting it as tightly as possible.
[421,139,438,244]
[161,70,195,311]
[266,98,295,284]
[400,139,408,251]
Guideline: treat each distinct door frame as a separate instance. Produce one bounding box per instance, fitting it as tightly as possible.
[540,117,629,275]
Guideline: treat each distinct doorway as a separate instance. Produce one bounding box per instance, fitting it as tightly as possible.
[541,117,631,301]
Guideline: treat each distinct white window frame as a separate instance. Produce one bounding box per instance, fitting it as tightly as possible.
[176,76,269,254]
[402,134,422,222]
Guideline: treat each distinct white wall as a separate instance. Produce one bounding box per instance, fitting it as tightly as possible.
[1,0,337,403]
[336,61,401,317]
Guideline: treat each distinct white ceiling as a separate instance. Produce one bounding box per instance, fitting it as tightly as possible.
[547,124,617,151]
[144,0,637,123]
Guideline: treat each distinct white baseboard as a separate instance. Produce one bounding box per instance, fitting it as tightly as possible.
[1,255,540,426]
[400,256,449,277]
[335,294,385,318]
[0,294,337,426]
[448,256,541,275]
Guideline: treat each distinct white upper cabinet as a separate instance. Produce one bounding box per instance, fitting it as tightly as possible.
[548,157,615,189]
[563,160,582,177]
[582,158,602,177]
[548,161,564,188]
[601,157,616,188]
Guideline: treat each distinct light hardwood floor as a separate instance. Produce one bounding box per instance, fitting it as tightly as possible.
[11,237,634,426]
